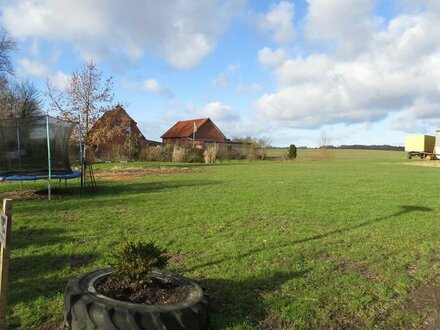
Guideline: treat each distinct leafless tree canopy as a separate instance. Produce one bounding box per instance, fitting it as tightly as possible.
[0,80,42,118]
[0,29,16,77]
[0,30,42,119]
[47,61,114,159]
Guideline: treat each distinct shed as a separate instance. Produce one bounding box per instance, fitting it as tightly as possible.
[161,118,227,147]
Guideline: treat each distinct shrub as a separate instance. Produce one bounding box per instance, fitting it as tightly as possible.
[185,148,204,163]
[216,144,241,160]
[172,146,186,162]
[171,146,203,163]
[204,144,218,163]
[139,145,172,162]
[110,241,169,288]
[244,143,265,160]
[288,144,297,159]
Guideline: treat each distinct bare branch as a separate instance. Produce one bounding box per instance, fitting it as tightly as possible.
[46,60,114,160]
[0,29,17,77]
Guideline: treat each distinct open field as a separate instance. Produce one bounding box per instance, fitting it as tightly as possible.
[2,149,440,329]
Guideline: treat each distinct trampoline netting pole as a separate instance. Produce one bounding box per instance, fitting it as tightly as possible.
[15,117,23,189]
[78,114,84,193]
[46,114,52,200]
[15,118,22,170]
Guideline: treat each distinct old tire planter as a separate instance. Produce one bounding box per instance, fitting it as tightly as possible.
[64,268,208,330]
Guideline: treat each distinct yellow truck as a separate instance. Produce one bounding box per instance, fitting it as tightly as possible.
[405,134,437,159]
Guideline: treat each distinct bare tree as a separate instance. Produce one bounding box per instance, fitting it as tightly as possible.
[0,29,16,78]
[257,136,272,148]
[319,130,332,160]
[47,61,114,160]
[12,80,42,117]
[0,29,18,118]
[0,80,42,119]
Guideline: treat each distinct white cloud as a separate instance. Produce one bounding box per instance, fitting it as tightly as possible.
[0,0,246,69]
[19,57,70,90]
[142,79,171,97]
[17,58,49,77]
[304,0,377,56]
[200,101,240,122]
[50,70,70,89]
[258,47,287,68]
[259,1,296,44]
[256,8,440,131]
[236,82,263,93]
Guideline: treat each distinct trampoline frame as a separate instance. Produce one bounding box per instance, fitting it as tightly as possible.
[0,114,83,199]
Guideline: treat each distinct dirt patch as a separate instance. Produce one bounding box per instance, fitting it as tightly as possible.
[164,252,187,267]
[0,188,75,201]
[94,166,193,181]
[402,161,440,168]
[261,309,297,329]
[402,282,440,330]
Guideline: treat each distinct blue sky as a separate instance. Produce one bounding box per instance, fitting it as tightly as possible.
[1,0,439,147]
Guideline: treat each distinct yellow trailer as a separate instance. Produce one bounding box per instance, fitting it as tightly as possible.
[405,135,436,159]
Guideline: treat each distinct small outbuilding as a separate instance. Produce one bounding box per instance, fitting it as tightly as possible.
[161,118,227,147]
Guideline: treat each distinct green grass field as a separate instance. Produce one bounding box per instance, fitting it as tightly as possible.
[2,149,440,329]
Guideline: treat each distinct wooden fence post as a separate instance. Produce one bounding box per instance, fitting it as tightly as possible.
[0,199,12,330]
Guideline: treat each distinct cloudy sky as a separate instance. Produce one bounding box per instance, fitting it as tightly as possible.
[1,0,439,147]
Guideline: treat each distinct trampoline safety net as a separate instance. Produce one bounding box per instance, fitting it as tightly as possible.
[0,116,75,177]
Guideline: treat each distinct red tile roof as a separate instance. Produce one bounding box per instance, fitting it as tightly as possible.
[161,118,209,138]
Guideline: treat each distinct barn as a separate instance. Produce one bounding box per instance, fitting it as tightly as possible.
[89,105,160,160]
[161,118,227,147]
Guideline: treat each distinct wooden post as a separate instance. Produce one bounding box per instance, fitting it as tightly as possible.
[0,199,12,330]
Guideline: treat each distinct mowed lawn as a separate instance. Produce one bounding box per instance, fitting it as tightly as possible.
[3,149,440,329]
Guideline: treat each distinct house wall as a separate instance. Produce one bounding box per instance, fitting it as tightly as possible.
[196,121,225,141]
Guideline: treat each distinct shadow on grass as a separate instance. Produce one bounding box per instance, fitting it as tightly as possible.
[15,179,223,214]
[201,270,309,329]
[94,179,223,196]
[12,227,68,249]
[9,252,97,305]
[185,205,434,273]
[35,179,222,199]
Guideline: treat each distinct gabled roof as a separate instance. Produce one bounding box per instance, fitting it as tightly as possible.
[161,118,210,139]
[92,105,137,129]
[89,105,147,145]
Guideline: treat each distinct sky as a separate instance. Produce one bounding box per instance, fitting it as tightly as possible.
[1,0,440,147]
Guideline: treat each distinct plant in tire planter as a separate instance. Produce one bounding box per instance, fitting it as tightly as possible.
[64,241,208,330]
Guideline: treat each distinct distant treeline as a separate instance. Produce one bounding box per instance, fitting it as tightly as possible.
[322,145,404,151]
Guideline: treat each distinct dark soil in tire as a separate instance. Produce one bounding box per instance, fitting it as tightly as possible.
[96,275,191,305]
[64,268,208,330]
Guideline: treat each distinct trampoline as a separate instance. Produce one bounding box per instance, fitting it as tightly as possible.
[0,115,82,199]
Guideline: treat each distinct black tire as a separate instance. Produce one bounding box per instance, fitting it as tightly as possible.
[64,268,208,330]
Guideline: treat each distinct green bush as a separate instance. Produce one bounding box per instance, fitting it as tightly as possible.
[288,144,297,159]
[110,241,169,288]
